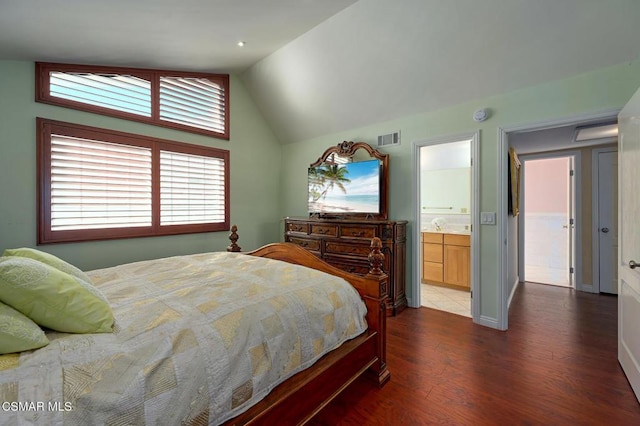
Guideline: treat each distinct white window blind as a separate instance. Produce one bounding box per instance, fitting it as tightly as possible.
[50,72,152,116]
[50,135,152,230]
[160,151,226,225]
[159,76,226,133]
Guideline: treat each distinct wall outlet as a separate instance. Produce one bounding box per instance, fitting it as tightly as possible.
[480,212,496,225]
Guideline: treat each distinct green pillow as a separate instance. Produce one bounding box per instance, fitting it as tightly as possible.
[0,257,114,333]
[3,247,92,284]
[0,300,49,354]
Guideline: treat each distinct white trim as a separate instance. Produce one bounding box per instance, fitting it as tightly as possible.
[517,151,583,291]
[411,131,480,325]
[498,108,620,331]
[477,315,500,329]
[591,146,619,294]
[497,128,509,331]
[508,277,520,308]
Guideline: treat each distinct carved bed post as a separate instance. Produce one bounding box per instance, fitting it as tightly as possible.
[227,224,241,252]
[365,237,390,386]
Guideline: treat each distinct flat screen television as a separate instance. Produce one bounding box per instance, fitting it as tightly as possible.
[308,159,381,216]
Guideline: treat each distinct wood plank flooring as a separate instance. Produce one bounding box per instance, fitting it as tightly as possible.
[309,282,640,425]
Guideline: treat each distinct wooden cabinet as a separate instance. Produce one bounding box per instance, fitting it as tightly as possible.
[285,217,407,315]
[422,232,470,290]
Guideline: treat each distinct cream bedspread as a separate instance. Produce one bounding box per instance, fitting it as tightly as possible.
[0,252,368,425]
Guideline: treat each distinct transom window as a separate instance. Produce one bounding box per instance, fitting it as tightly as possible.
[37,118,229,244]
[36,62,230,139]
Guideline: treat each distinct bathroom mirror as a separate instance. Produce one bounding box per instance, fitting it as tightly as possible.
[420,167,471,215]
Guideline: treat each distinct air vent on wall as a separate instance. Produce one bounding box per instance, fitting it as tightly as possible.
[377,131,400,147]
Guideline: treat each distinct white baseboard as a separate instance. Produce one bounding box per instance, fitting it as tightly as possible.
[508,277,520,309]
[477,315,502,330]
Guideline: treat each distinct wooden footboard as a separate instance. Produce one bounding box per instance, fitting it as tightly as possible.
[224,226,389,425]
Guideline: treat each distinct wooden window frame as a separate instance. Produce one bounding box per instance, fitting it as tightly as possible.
[37,118,230,244]
[35,62,230,140]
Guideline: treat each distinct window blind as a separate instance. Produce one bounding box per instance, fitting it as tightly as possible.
[37,63,230,139]
[50,134,152,230]
[160,150,226,225]
[159,77,226,133]
[50,72,152,116]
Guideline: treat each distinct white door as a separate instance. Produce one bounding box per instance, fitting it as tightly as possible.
[618,86,640,402]
[597,151,618,294]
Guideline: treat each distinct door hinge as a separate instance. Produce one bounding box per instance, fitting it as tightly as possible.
[570,218,574,225]
[570,267,575,274]
[570,169,574,176]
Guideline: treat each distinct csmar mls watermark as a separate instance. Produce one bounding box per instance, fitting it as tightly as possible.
[2,401,73,412]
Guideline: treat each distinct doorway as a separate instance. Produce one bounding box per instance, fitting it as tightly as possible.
[498,110,619,330]
[412,132,479,320]
[520,155,576,287]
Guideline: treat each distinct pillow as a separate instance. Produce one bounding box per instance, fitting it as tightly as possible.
[0,257,114,333]
[3,247,93,284]
[0,300,49,354]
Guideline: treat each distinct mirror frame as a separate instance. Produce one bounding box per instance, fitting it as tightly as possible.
[310,141,389,220]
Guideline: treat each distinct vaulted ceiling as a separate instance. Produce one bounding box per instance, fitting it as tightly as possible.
[1,0,638,144]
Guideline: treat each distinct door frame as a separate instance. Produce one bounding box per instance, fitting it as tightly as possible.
[591,146,619,294]
[517,151,581,289]
[411,131,480,323]
[497,108,619,330]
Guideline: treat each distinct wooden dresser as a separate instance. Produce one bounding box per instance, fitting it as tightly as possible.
[285,217,407,315]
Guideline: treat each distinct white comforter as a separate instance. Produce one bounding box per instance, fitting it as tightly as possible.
[0,252,368,425]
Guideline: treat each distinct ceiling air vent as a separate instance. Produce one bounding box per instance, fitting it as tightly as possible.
[377,131,400,147]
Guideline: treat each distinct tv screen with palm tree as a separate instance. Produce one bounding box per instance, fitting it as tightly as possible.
[308,159,381,215]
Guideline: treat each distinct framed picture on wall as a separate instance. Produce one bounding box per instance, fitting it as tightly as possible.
[508,147,521,216]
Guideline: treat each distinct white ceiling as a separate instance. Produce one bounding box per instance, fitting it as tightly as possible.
[1,0,639,144]
[0,0,358,72]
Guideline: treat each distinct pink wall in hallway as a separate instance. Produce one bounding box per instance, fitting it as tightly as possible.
[524,157,570,214]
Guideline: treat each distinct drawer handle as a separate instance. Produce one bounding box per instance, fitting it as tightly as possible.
[351,231,364,237]
[318,228,329,234]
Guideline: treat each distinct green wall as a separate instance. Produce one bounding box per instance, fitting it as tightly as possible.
[279,60,640,324]
[3,59,640,326]
[0,61,283,270]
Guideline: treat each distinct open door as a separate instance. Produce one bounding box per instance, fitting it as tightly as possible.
[618,86,640,402]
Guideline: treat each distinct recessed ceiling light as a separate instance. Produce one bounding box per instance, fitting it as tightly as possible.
[237,41,246,47]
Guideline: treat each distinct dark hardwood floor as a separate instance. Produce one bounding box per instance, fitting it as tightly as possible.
[310,282,640,425]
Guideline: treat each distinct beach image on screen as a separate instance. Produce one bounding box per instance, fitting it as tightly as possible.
[308,159,380,213]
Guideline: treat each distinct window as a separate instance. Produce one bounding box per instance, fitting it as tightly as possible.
[37,118,229,244]
[36,63,230,139]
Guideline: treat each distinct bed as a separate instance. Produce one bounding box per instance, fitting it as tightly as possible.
[0,227,389,425]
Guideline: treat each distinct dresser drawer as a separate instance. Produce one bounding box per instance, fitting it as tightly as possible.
[310,224,338,237]
[288,237,321,252]
[340,224,377,239]
[287,222,308,234]
[325,241,370,257]
[423,261,444,283]
[423,242,443,263]
[422,232,443,244]
[444,234,470,247]
[324,256,371,275]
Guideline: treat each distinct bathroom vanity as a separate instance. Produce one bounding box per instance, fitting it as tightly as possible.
[422,231,470,290]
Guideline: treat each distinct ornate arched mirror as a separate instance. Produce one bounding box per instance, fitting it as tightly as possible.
[308,141,389,220]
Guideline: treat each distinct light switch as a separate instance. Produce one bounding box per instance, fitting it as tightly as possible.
[480,212,496,225]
